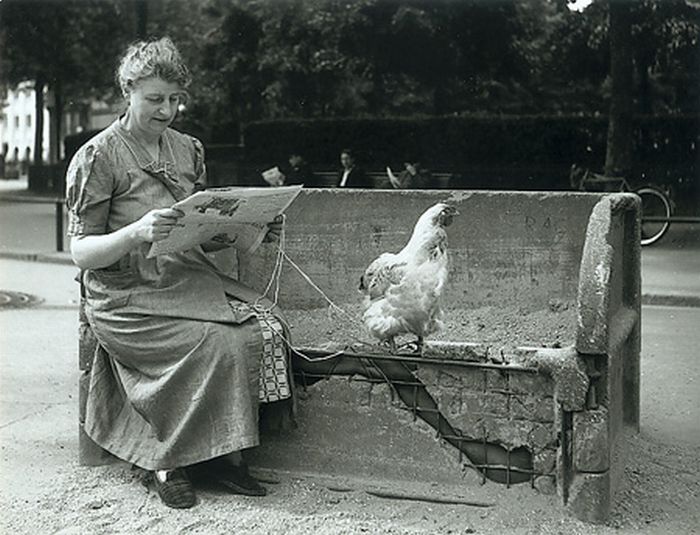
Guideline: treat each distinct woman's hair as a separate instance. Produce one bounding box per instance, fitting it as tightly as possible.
[117,37,191,96]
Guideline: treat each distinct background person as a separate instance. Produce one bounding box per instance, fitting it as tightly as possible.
[66,37,292,509]
[337,148,372,188]
[262,153,316,187]
[283,152,315,186]
[386,161,433,189]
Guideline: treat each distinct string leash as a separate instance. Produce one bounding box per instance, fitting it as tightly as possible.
[251,216,377,362]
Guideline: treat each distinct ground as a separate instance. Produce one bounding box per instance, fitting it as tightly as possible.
[2,288,698,534]
[1,423,698,535]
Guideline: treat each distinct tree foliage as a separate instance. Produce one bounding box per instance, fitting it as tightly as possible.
[1,0,698,148]
[178,0,698,142]
[0,0,136,160]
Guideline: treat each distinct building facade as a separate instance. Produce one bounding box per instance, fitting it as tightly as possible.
[0,82,51,171]
[0,81,119,177]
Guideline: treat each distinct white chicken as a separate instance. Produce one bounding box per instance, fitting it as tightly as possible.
[359,202,458,352]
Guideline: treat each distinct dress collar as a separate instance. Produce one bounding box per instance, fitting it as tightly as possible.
[113,118,189,201]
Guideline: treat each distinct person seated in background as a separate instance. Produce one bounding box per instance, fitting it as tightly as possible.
[337,148,372,188]
[283,153,316,186]
[386,161,433,189]
[262,153,316,187]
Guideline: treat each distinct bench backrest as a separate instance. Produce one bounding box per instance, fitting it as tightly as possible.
[238,189,603,311]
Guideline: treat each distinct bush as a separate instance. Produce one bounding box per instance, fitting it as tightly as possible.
[241,114,698,174]
[241,115,611,169]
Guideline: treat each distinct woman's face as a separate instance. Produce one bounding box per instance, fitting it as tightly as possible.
[126,77,184,139]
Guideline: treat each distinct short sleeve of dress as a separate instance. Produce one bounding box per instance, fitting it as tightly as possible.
[191,137,207,190]
[65,144,114,237]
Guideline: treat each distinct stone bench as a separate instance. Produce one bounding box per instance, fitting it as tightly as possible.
[77,188,640,523]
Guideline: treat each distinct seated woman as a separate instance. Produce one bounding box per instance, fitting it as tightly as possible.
[67,37,292,509]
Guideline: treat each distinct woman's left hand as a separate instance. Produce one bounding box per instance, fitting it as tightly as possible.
[263,214,284,243]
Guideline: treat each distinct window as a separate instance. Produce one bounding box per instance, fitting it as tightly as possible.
[26,115,32,128]
[14,116,20,128]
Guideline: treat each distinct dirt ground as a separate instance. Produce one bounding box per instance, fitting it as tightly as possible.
[2,303,699,534]
[1,430,698,535]
[284,300,577,350]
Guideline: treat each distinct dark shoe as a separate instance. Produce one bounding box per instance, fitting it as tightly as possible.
[153,469,197,509]
[196,458,267,496]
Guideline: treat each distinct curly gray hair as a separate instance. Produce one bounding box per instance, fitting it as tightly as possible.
[117,37,191,97]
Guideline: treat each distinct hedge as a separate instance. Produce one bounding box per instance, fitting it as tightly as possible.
[63,114,698,188]
[241,114,699,172]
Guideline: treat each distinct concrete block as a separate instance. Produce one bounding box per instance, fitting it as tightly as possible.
[422,341,489,361]
[567,471,611,524]
[573,408,609,473]
[576,194,640,354]
[533,448,557,475]
[482,417,556,450]
[511,393,555,423]
[508,371,553,395]
[418,366,486,391]
[527,422,558,450]
[463,391,509,417]
[485,368,508,391]
[534,475,557,495]
[511,347,588,411]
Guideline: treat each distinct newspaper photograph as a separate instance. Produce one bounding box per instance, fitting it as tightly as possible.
[148,185,303,257]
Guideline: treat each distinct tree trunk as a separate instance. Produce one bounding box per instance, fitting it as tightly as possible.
[605,1,635,177]
[34,76,45,166]
[53,79,64,162]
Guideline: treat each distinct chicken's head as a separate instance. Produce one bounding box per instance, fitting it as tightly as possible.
[430,202,458,227]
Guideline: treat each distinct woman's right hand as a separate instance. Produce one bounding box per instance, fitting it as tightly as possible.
[133,208,183,243]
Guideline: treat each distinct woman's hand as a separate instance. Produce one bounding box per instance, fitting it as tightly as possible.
[133,208,184,243]
[263,214,284,243]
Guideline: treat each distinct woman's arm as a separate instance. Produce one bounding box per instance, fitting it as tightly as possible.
[70,208,183,269]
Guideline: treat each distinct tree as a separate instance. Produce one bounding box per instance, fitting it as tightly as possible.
[605,0,634,176]
[0,0,134,163]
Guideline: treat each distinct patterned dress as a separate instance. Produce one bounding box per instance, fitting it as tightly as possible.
[67,119,291,470]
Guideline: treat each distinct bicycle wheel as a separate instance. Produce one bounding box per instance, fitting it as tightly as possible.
[635,186,672,246]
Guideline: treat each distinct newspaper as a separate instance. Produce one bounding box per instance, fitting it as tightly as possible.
[148,185,302,258]
[261,166,285,186]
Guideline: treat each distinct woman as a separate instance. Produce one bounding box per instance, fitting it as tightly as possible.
[67,37,291,509]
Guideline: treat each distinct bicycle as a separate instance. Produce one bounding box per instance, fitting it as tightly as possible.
[569,164,674,246]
